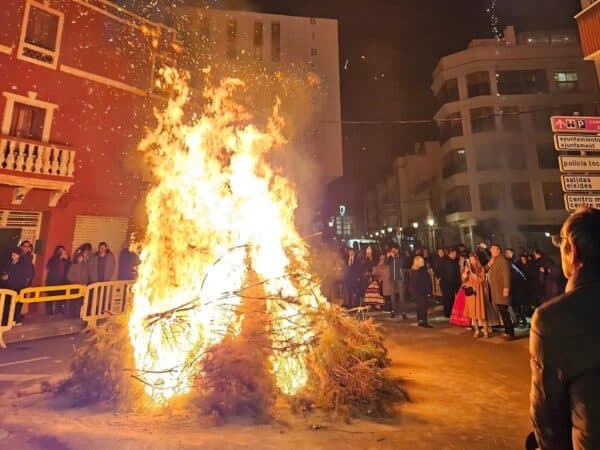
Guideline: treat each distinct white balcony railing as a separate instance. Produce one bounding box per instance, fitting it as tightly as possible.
[0,135,75,178]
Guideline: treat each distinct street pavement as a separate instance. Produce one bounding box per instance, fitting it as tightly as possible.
[0,308,533,449]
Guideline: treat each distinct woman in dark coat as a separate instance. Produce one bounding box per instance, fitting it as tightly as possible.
[409,255,433,328]
[45,245,71,314]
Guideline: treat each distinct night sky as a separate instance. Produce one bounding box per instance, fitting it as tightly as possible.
[122,0,581,210]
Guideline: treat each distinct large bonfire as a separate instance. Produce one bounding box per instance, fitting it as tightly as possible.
[129,68,321,406]
[62,68,404,418]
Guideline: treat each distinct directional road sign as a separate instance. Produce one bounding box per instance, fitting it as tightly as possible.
[561,174,600,192]
[551,116,600,133]
[554,134,600,151]
[564,194,600,211]
[559,155,600,172]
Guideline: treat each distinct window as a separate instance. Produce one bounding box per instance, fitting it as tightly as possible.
[543,182,563,210]
[467,71,491,97]
[253,21,263,60]
[501,106,521,131]
[18,1,64,68]
[227,19,237,59]
[311,48,317,56]
[479,183,505,211]
[442,148,467,178]
[271,22,281,62]
[536,142,558,169]
[470,106,495,133]
[436,78,459,107]
[9,102,46,140]
[554,71,578,92]
[476,145,501,170]
[496,70,549,94]
[511,183,533,210]
[445,186,472,214]
[439,112,463,142]
[504,144,527,170]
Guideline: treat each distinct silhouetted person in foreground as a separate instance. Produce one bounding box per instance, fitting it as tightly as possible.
[528,207,600,450]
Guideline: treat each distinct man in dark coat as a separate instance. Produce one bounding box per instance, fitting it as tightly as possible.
[487,244,514,339]
[529,207,600,450]
[343,247,363,308]
[1,249,29,325]
[438,248,461,318]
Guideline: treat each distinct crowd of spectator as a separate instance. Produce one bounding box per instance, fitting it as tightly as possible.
[0,240,139,326]
[338,239,566,339]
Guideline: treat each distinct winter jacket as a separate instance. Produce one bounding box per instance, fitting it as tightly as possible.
[487,256,511,305]
[3,261,29,292]
[386,254,404,281]
[87,251,116,283]
[46,256,70,286]
[409,267,432,298]
[530,267,600,450]
[67,262,89,285]
[118,249,139,280]
[438,256,461,290]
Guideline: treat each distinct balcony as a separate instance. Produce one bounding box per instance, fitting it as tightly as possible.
[577,0,600,59]
[0,135,75,206]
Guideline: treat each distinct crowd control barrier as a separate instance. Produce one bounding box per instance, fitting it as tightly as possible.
[0,280,135,348]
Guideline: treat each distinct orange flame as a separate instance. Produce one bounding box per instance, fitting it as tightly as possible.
[129,68,325,405]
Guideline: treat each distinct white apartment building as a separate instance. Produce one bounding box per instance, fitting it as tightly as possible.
[432,26,599,250]
[177,7,343,188]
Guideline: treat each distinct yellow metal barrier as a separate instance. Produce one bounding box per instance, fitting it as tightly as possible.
[0,289,18,348]
[0,281,135,348]
[81,280,134,329]
[19,284,86,304]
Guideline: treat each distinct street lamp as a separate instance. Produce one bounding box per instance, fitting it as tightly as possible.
[427,218,434,227]
[412,222,419,229]
[381,229,385,234]
[387,227,393,233]
[545,232,551,238]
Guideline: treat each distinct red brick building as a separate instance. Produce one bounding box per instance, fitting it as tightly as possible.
[0,0,180,286]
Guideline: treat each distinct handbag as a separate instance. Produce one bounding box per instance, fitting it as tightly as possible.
[462,285,475,296]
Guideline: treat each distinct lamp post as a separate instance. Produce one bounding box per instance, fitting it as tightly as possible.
[427,217,436,250]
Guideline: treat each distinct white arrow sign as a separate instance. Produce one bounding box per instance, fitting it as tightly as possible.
[559,155,600,172]
[561,175,600,192]
[554,134,600,151]
[564,194,600,211]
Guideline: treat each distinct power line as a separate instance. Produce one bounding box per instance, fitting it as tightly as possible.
[333,104,595,126]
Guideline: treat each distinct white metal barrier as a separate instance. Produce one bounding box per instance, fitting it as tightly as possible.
[0,289,18,348]
[81,280,135,329]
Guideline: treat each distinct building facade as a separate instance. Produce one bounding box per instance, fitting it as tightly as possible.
[577,0,600,85]
[432,26,599,251]
[176,7,343,232]
[0,0,180,286]
[364,141,442,249]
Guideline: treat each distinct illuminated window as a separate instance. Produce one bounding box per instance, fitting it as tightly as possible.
[18,1,64,69]
[554,71,578,92]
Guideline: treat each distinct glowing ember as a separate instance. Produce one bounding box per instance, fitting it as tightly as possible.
[129,68,325,405]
